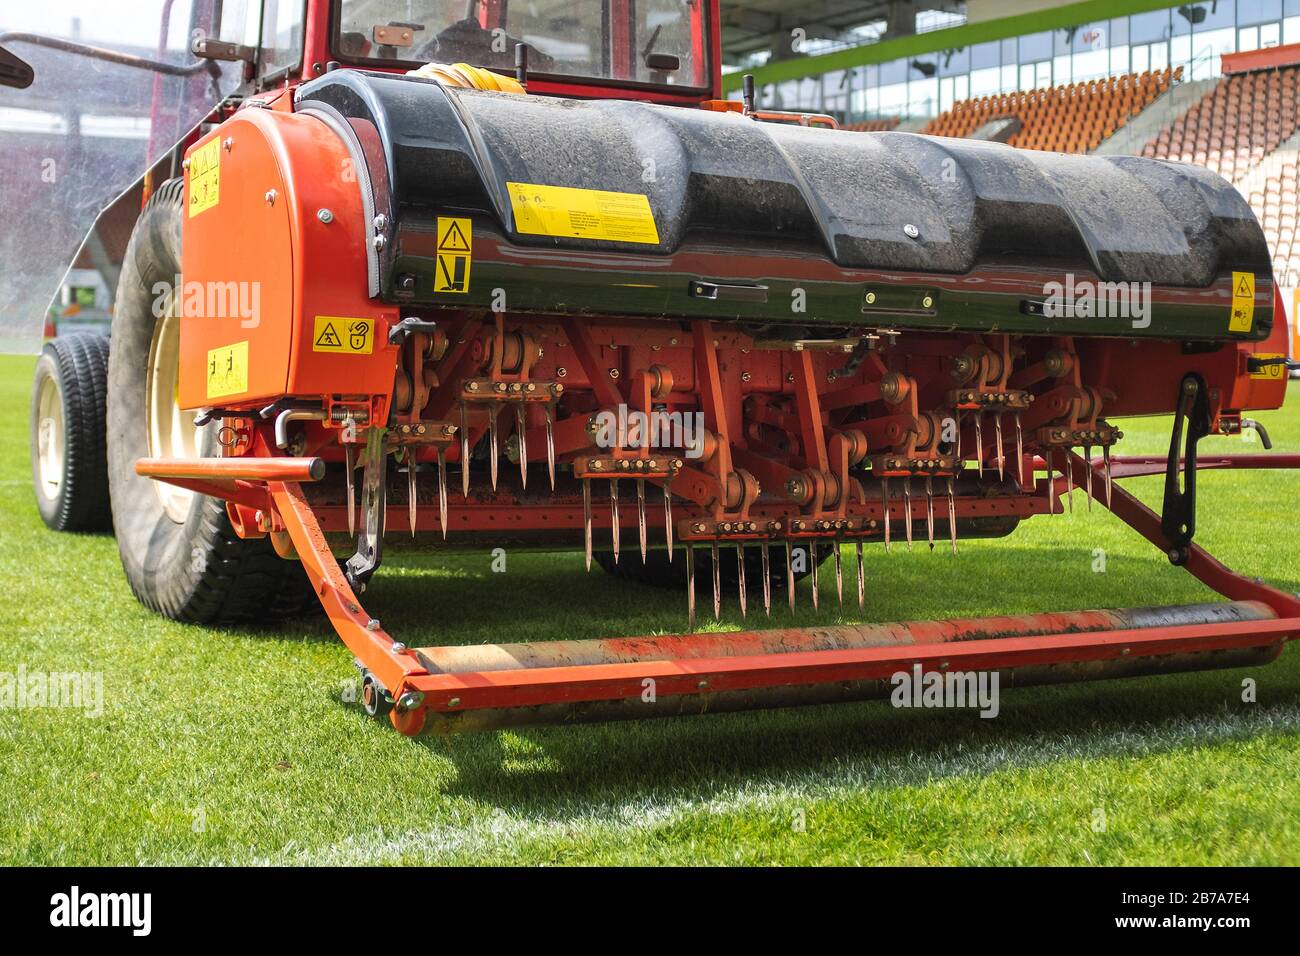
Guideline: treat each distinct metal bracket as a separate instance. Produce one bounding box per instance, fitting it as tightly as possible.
[344,428,387,591]
[191,36,256,63]
[1162,374,1211,564]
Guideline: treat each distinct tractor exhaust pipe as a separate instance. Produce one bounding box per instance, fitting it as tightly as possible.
[406,601,1284,734]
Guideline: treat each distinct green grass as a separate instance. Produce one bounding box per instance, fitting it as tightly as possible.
[1,352,1298,865]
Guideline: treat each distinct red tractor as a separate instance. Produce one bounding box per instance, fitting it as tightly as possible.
[5,1,1299,734]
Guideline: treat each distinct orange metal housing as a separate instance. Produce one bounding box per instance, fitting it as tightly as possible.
[179,108,398,412]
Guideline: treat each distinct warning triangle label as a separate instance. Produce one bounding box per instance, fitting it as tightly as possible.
[438,220,471,252]
[315,321,342,348]
[1236,275,1252,296]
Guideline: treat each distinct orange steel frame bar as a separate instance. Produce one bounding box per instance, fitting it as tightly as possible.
[128,449,1299,735]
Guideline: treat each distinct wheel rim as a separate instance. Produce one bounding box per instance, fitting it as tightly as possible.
[35,371,65,501]
[144,300,201,522]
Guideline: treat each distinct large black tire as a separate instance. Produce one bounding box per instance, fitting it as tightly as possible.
[30,332,112,532]
[594,541,829,593]
[106,179,313,624]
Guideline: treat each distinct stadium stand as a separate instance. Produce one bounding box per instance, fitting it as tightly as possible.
[1142,64,1300,183]
[843,117,901,132]
[920,68,1179,153]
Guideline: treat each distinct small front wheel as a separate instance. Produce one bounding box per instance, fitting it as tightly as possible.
[360,671,394,718]
[30,332,111,532]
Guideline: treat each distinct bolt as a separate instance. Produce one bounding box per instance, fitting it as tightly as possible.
[182,158,191,171]
[741,371,751,382]
[903,223,920,239]
[922,295,934,309]
[373,214,388,232]
[264,189,278,205]
[865,291,877,305]
[608,368,620,379]
[366,619,381,631]
[222,137,233,152]
[448,697,461,707]
[373,234,386,251]
[397,691,424,711]
[317,208,334,224]
[786,372,795,383]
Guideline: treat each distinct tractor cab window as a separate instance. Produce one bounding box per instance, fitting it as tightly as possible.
[335,0,710,90]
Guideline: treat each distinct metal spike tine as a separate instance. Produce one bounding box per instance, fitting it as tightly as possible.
[460,402,470,499]
[1084,444,1093,512]
[903,478,914,551]
[1047,447,1057,516]
[436,448,448,540]
[786,541,796,614]
[994,412,1004,481]
[515,404,528,490]
[855,540,865,611]
[611,479,621,565]
[685,545,696,632]
[810,543,820,612]
[954,409,962,459]
[947,476,958,554]
[544,405,556,491]
[664,481,674,562]
[711,541,721,621]
[761,542,772,616]
[582,478,593,571]
[736,545,747,619]
[834,544,844,608]
[975,413,984,476]
[637,479,647,563]
[925,476,935,552]
[408,458,418,537]
[488,406,500,491]
[882,477,892,553]
[1015,412,1025,489]
[1065,450,1074,513]
[345,443,356,538]
[1103,444,1113,509]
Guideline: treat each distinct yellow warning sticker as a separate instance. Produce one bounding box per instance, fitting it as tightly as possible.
[1250,353,1286,381]
[206,341,248,399]
[188,137,221,218]
[312,316,375,354]
[1229,271,1255,333]
[506,182,659,244]
[434,216,472,293]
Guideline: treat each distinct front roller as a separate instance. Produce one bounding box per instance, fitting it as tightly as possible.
[400,602,1288,734]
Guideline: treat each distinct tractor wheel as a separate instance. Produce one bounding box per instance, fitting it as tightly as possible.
[30,332,112,532]
[106,178,314,624]
[593,541,829,593]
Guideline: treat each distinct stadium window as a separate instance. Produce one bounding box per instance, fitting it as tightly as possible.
[1239,26,1260,51]
[1286,16,1300,44]
[1130,10,1171,46]
[1019,31,1052,63]
[1110,44,1130,75]
[1238,0,1283,25]
[1260,22,1281,46]
[1132,44,1150,73]
[1053,54,1071,85]
[970,66,999,96]
[1019,63,1035,90]
[970,41,999,70]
